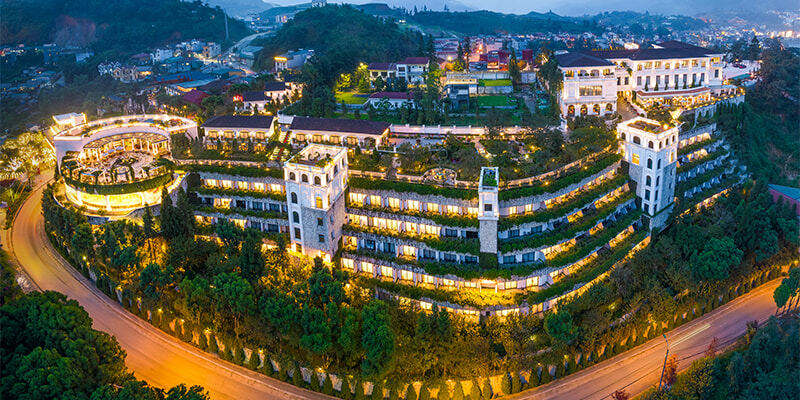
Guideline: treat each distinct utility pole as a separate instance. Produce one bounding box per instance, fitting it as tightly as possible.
[657,334,669,391]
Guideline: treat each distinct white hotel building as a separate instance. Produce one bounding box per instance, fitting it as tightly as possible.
[555,41,725,117]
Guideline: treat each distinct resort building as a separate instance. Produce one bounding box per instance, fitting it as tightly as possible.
[235,82,293,111]
[274,49,315,72]
[554,41,726,118]
[618,117,678,227]
[283,144,348,261]
[52,114,197,213]
[288,116,390,148]
[201,115,276,151]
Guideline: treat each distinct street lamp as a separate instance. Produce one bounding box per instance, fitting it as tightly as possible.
[658,334,669,391]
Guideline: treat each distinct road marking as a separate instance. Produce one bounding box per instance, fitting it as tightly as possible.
[672,323,710,346]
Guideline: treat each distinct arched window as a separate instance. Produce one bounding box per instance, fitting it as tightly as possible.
[656,176,660,186]
[657,159,662,169]
[334,165,338,174]
[646,176,652,186]
[633,136,641,145]
[314,176,321,185]
[647,158,653,169]
[289,172,296,181]
[606,103,613,111]
[292,211,299,223]
[593,104,601,114]
[301,174,308,183]
[648,141,654,149]
[291,192,298,204]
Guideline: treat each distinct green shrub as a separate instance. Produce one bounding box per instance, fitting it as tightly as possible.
[355,380,367,400]
[247,350,260,370]
[208,334,219,354]
[418,382,430,400]
[539,368,552,384]
[260,357,274,376]
[349,177,477,200]
[499,153,621,200]
[291,364,303,388]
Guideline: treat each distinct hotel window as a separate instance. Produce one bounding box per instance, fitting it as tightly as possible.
[654,61,661,68]
[314,176,321,185]
[579,86,602,96]
[484,204,493,212]
[523,252,536,262]
[645,189,651,200]
[664,63,670,69]
[443,253,457,263]
[665,75,670,85]
[467,207,478,215]
[312,135,323,143]
[222,180,233,188]
[361,262,373,274]
[329,135,339,144]
[647,158,653,169]
[407,200,419,211]
[292,212,299,223]
[350,192,365,205]
[446,205,460,214]
[631,153,640,165]
[700,73,705,84]
[369,195,381,207]
[237,181,248,190]
[253,182,265,191]
[691,60,699,67]
[381,266,393,277]
[405,222,417,233]
[646,176,652,186]
[318,234,325,243]
[645,62,652,69]
[205,179,216,187]
[714,69,719,78]
[426,202,439,213]
[383,242,395,254]
[637,76,642,86]
[301,174,308,183]
[508,206,517,215]
[317,217,323,227]
[624,76,629,85]
[503,255,516,264]
[315,196,323,208]
[294,228,301,240]
[388,198,400,209]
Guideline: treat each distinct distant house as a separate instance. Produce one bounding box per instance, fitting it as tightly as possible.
[367,63,396,82]
[203,42,222,59]
[183,89,209,106]
[235,82,292,111]
[395,57,429,84]
[289,116,390,148]
[768,184,800,217]
[364,91,416,109]
[274,49,314,72]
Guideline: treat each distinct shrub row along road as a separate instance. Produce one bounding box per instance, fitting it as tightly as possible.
[7,182,782,399]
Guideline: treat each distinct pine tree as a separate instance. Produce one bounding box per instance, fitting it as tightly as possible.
[355,381,366,400]
[480,380,492,400]
[260,356,274,376]
[341,376,353,400]
[322,374,334,395]
[404,384,417,400]
[209,334,219,354]
[511,373,522,394]
[437,381,450,400]
[469,379,481,400]
[292,364,303,387]
[540,367,552,384]
[310,371,321,392]
[198,331,208,350]
[452,381,465,400]
[500,373,512,395]
[247,350,260,370]
[372,381,385,400]
[418,382,430,400]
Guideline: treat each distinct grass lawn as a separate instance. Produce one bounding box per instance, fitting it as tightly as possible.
[336,91,369,105]
[478,79,512,87]
[477,95,513,107]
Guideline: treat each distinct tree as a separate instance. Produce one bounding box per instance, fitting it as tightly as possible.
[452,381,465,400]
[437,381,450,400]
[361,300,395,377]
[142,203,156,260]
[239,231,265,282]
[404,384,417,400]
[544,310,578,346]
[211,272,254,340]
[70,222,94,263]
[508,52,521,84]
[480,380,492,400]
[692,237,743,282]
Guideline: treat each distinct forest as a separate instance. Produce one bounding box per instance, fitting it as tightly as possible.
[0,285,209,399]
[1,0,249,57]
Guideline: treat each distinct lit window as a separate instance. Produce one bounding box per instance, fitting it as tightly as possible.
[631,154,640,165]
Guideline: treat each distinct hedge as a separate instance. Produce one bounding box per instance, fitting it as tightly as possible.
[193,205,288,221]
[348,177,477,200]
[677,148,728,174]
[346,202,479,228]
[191,185,287,202]
[498,191,635,252]
[499,153,621,201]
[183,163,283,179]
[677,137,717,156]
[65,172,174,195]
[498,174,628,230]
[343,223,480,255]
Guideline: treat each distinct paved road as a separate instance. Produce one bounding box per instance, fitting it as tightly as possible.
[508,279,782,400]
[6,182,331,400]
[6,181,785,400]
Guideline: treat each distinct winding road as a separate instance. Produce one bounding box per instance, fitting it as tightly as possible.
[4,180,785,399]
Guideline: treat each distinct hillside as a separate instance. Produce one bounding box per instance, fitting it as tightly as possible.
[252,5,421,72]
[1,0,250,56]
[206,0,277,18]
[406,10,603,35]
